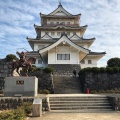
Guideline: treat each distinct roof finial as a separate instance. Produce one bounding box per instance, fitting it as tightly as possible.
[59,0,62,6]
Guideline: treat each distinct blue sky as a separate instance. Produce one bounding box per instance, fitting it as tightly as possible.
[0,0,120,67]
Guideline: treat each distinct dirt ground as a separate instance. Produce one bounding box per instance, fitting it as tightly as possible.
[28,111,120,120]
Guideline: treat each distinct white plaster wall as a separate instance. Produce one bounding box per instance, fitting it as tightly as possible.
[47,20,74,25]
[70,52,79,64]
[41,31,45,37]
[48,52,56,64]
[41,31,76,38]
[80,59,97,69]
[34,43,49,51]
[48,46,79,64]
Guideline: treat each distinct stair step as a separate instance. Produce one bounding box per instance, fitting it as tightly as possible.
[50,109,113,113]
[50,101,109,103]
[50,106,112,110]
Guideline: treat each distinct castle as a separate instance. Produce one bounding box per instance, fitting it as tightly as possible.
[26,3,106,69]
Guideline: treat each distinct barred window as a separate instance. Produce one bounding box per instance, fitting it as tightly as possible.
[88,60,92,64]
[51,32,55,36]
[57,32,61,36]
[67,22,70,24]
[57,54,70,60]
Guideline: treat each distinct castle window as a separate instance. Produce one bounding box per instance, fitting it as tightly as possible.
[57,54,70,60]
[61,22,65,25]
[88,60,92,64]
[57,32,61,36]
[57,22,59,24]
[81,60,85,64]
[51,32,55,36]
[50,22,54,24]
[67,32,70,36]
[67,22,70,25]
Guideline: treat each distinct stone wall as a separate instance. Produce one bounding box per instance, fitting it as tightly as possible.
[0,59,54,93]
[0,59,12,90]
[81,73,120,92]
[0,97,33,110]
[30,71,54,93]
[0,97,48,110]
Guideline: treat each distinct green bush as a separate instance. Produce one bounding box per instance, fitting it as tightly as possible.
[99,67,106,73]
[0,102,32,120]
[107,57,120,67]
[0,108,25,120]
[112,67,119,73]
[43,67,54,74]
[22,102,32,115]
[38,89,50,94]
[91,67,100,74]
[106,67,113,74]
[5,54,18,61]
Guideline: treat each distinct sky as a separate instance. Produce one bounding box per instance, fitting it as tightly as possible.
[0,0,120,67]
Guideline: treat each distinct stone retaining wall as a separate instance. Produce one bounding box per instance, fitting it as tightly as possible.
[0,97,48,110]
[0,59,54,93]
[0,97,34,110]
[81,73,120,92]
[0,59,12,90]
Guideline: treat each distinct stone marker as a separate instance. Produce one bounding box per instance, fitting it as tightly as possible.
[32,98,42,117]
[4,76,38,96]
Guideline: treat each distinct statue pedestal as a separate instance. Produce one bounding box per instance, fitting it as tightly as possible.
[4,76,38,97]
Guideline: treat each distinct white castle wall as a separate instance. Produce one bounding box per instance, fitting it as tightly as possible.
[81,58,97,69]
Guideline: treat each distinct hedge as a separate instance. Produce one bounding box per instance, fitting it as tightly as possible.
[78,67,120,75]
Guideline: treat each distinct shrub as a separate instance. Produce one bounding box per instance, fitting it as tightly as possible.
[91,67,100,74]
[112,67,119,73]
[0,108,25,120]
[0,102,32,120]
[107,57,120,67]
[5,54,18,61]
[22,102,32,115]
[100,67,106,73]
[38,89,50,94]
[43,67,54,74]
[106,67,113,74]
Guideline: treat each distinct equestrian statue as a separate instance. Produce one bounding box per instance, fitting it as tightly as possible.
[11,51,36,76]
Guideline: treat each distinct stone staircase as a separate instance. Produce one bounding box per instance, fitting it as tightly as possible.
[48,94,113,112]
[48,64,81,94]
[53,76,81,94]
[48,64,80,76]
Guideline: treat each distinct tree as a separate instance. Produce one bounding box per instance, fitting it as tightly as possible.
[5,54,18,61]
[107,57,120,67]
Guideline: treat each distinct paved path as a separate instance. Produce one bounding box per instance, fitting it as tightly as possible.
[28,111,120,120]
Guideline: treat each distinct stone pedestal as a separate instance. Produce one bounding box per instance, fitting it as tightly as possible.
[32,98,42,117]
[4,76,38,97]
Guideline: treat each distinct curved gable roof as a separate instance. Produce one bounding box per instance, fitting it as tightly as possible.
[40,3,81,17]
[39,34,90,54]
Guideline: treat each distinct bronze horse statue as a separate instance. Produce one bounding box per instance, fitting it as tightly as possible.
[11,57,36,76]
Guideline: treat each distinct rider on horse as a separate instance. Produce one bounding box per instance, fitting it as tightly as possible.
[16,51,27,66]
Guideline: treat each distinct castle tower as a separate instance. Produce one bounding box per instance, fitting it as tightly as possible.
[27,3,106,68]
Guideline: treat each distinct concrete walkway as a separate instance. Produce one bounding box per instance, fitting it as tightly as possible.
[28,111,120,120]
